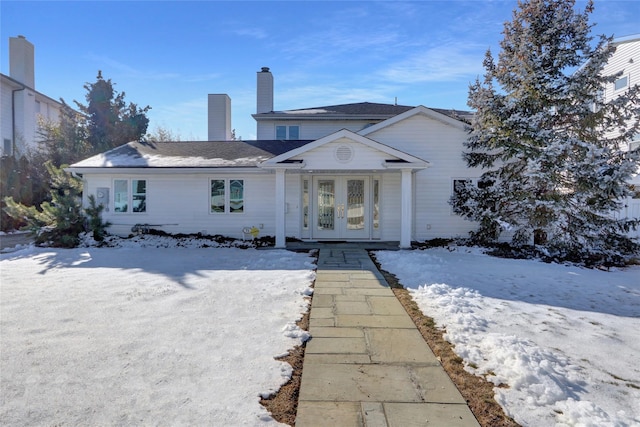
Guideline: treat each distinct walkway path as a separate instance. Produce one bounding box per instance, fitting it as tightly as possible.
[295,247,479,427]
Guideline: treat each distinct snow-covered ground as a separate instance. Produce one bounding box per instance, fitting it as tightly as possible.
[0,237,315,426]
[375,247,640,427]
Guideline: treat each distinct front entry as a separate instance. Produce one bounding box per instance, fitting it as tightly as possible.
[313,176,370,240]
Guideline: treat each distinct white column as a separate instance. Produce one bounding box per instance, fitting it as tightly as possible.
[400,169,412,248]
[275,168,286,248]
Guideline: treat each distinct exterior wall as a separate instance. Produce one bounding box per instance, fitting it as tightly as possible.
[1,79,18,155]
[379,173,402,241]
[602,39,639,105]
[256,119,379,140]
[367,114,480,241]
[0,76,63,156]
[601,38,640,151]
[81,170,278,239]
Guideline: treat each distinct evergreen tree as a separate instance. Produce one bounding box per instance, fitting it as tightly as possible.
[3,161,85,247]
[451,0,640,264]
[36,101,90,167]
[74,71,151,152]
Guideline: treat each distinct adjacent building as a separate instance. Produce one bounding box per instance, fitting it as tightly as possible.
[0,35,64,157]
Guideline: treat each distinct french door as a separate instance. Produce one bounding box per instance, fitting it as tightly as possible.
[313,176,370,239]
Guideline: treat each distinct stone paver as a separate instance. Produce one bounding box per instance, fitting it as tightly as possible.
[296,246,480,427]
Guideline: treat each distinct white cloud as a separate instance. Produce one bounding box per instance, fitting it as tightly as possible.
[233,28,268,39]
[379,43,486,83]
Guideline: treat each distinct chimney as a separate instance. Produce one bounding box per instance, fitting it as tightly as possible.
[256,67,273,114]
[10,35,35,88]
[208,94,232,141]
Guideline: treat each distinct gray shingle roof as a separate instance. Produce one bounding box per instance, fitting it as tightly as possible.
[254,101,472,122]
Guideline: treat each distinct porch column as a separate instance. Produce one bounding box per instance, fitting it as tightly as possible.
[275,168,286,248]
[400,168,412,248]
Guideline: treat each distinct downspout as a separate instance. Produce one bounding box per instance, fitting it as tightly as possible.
[11,83,26,157]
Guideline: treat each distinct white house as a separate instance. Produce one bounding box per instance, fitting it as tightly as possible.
[0,35,64,157]
[69,67,480,248]
[69,39,640,249]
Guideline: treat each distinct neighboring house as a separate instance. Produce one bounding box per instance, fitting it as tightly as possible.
[0,35,63,157]
[69,68,480,248]
[603,35,640,234]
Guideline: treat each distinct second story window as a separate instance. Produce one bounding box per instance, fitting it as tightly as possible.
[276,125,300,140]
[614,75,629,91]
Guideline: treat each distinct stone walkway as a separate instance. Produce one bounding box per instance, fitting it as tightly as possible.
[295,247,480,427]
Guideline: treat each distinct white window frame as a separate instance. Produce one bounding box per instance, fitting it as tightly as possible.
[210,178,244,214]
[113,178,147,214]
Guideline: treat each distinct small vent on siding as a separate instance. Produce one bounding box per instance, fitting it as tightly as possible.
[335,145,354,163]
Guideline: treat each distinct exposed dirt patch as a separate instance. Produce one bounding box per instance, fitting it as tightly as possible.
[372,254,520,427]
[260,309,309,426]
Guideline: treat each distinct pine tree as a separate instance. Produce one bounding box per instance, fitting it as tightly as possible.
[451,0,640,264]
[74,71,151,152]
[3,161,85,247]
[36,101,90,167]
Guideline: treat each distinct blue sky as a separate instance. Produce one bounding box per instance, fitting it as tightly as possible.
[2,1,639,140]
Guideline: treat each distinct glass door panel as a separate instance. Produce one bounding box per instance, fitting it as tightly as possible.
[346,179,365,230]
[317,179,335,231]
[312,176,370,240]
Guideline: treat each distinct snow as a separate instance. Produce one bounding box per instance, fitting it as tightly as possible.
[282,109,329,115]
[0,237,315,426]
[375,247,640,427]
[72,153,269,168]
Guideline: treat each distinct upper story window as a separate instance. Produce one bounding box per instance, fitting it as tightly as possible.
[276,125,300,140]
[614,75,629,91]
[114,179,147,213]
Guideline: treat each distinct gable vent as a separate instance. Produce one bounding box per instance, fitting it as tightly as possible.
[335,145,354,163]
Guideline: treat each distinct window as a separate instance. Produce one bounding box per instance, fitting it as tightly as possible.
[275,125,300,140]
[453,179,473,197]
[453,178,493,197]
[614,76,628,91]
[114,179,146,213]
[3,139,12,156]
[132,180,146,212]
[211,179,244,213]
[302,179,309,230]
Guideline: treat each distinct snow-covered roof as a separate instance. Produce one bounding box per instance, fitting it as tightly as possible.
[69,140,312,169]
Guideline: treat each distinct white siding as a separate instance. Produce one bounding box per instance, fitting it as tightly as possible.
[292,137,395,170]
[367,114,480,241]
[602,39,639,105]
[0,80,14,154]
[82,171,278,239]
[257,119,379,140]
[0,76,63,156]
[379,173,401,241]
